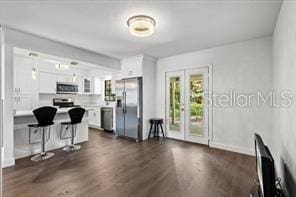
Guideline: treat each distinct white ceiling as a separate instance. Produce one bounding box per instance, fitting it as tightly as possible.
[0,0,282,59]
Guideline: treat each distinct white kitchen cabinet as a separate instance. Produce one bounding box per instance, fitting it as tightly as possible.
[120,55,143,79]
[14,70,35,95]
[84,78,91,94]
[56,74,73,83]
[88,108,101,128]
[91,77,103,95]
[14,95,33,111]
[111,74,116,94]
[39,72,57,94]
[76,76,84,94]
[14,55,39,111]
[14,56,36,95]
[88,110,96,126]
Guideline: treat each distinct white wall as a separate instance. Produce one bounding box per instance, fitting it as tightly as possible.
[3,41,14,167]
[0,25,5,194]
[273,1,296,196]
[142,56,156,140]
[156,37,273,155]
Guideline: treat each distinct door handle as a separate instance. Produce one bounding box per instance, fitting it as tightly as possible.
[123,91,126,113]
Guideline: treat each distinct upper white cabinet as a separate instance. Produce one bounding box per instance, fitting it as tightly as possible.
[14,55,39,111]
[56,74,73,83]
[120,55,143,79]
[92,77,103,95]
[83,78,91,94]
[39,72,57,94]
[14,69,35,95]
[76,76,84,94]
[14,56,36,95]
[39,73,103,95]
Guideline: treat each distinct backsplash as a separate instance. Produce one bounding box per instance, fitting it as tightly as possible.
[39,94,105,107]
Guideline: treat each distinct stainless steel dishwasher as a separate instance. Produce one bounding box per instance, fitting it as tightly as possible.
[101,107,113,131]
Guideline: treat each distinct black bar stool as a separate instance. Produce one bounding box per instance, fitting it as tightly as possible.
[60,107,85,152]
[27,106,57,161]
[148,118,165,140]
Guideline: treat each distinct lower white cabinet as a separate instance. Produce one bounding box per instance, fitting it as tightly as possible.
[88,108,101,128]
[14,95,33,111]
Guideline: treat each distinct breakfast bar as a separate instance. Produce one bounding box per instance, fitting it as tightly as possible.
[14,108,89,159]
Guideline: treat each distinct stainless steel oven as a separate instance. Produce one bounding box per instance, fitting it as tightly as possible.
[56,82,78,94]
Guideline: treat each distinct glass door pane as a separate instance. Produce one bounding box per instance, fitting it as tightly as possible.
[189,74,204,136]
[185,67,209,145]
[169,77,181,132]
[166,71,184,140]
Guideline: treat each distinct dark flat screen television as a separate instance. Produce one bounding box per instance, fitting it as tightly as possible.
[254,134,275,197]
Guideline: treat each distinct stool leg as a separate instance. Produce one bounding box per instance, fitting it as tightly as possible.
[153,123,157,138]
[31,127,55,162]
[63,124,81,152]
[71,125,75,145]
[156,124,160,139]
[160,124,165,138]
[148,123,153,140]
[41,127,45,154]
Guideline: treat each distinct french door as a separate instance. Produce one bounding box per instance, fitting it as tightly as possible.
[165,67,209,145]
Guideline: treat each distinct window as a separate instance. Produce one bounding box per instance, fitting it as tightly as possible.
[104,80,116,101]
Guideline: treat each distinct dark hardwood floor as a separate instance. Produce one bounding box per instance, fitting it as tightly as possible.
[3,129,257,197]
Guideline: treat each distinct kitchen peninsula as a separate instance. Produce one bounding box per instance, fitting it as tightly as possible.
[14,108,88,159]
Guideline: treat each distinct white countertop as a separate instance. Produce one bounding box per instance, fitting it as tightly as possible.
[82,104,114,108]
[14,107,79,117]
[14,104,114,117]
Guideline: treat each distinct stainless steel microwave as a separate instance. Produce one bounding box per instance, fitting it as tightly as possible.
[56,82,78,94]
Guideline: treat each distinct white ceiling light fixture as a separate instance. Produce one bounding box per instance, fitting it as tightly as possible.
[127,15,156,37]
[72,73,77,83]
[31,68,37,80]
[55,63,69,70]
[29,52,38,80]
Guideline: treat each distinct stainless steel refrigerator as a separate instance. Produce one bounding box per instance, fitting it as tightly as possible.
[116,77,142,141]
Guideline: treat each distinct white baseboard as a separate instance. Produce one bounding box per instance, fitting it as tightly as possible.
[210,141,255,156]
[1,147,15,168]
[2,157,15,168]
